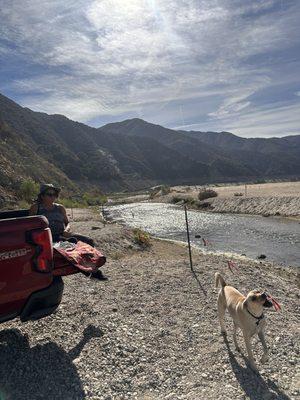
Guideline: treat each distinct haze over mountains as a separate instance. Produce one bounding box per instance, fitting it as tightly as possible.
[0,92,299,198]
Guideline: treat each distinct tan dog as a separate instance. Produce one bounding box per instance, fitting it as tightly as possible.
[215,272,273,371]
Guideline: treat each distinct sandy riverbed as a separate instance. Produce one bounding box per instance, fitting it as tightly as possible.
[1,208,299,400]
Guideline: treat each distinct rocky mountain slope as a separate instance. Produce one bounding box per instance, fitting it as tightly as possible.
[0,92,299,201]
[182,130,300,178]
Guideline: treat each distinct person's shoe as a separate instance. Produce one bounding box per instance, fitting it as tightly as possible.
[91,270,108,281]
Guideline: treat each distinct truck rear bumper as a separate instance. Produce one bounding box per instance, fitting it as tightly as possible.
[20,276,64,322]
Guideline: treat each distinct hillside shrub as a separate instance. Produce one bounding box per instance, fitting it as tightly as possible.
[59,192,107,208]
[60,198,86,208]
[18,179,39,203]
[198,189,218,201]
[82,192,107,206]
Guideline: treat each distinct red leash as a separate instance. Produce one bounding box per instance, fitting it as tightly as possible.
[266,294,281,311]
[227,260,239,273]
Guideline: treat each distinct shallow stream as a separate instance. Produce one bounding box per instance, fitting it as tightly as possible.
[107,202,300,267]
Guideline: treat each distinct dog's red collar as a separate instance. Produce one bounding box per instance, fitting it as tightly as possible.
[245,306,265,325]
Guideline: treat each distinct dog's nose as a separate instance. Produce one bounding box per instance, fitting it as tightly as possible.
[261,292,267,299]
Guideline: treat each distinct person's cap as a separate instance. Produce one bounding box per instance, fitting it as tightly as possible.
[39,183,61,195]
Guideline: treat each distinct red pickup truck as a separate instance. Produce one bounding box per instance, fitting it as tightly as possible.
[0,209,80,323]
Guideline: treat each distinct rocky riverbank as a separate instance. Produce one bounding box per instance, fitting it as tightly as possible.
[0,208,299,399]
[206,196,300,218]
[150,182,300,219]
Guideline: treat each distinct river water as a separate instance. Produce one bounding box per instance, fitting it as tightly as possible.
[107,202,300,267]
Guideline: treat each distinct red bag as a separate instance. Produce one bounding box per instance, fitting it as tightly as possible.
[54,241,106,273]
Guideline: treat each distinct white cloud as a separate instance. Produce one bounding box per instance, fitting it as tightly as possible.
[175,103,300,138]
[0,0,299,136]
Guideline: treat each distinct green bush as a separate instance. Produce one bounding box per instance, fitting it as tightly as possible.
[18,179,39,203]
[60,198,86,208]
[133,228,151,247]
[60,192,107,208]
[198,189,218,201]
[82,193,107,206]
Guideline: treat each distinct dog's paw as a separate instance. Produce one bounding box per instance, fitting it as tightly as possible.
[260,354,269,364]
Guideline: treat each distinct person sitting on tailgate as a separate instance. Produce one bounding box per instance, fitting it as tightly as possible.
[29,184,93,246]
[29,184,106,280]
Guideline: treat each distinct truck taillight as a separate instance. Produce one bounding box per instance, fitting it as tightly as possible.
[31,228,53,272]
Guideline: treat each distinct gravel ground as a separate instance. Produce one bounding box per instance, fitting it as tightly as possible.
[0,209,299,400]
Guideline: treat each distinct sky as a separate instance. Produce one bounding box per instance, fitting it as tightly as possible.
[0,0,299,137]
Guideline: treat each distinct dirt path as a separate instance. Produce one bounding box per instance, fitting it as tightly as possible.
[1,209,299,399]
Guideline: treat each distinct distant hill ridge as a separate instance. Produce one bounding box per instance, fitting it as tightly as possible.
[0,92,299,202]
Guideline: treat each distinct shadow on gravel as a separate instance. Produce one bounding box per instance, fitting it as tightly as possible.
[0,325,103,400]
[190,269,207,297]
[223,335,291,400]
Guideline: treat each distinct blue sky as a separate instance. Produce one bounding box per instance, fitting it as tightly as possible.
[0,0,299,137]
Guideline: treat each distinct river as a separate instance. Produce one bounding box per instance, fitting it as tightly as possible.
[106,202,300,267]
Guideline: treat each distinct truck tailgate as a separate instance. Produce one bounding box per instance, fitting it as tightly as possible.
[0,216,53,320]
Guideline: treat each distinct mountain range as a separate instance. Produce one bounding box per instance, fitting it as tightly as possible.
[0,92,299,200]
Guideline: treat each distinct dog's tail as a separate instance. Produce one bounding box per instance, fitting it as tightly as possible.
[215,272,227,288]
